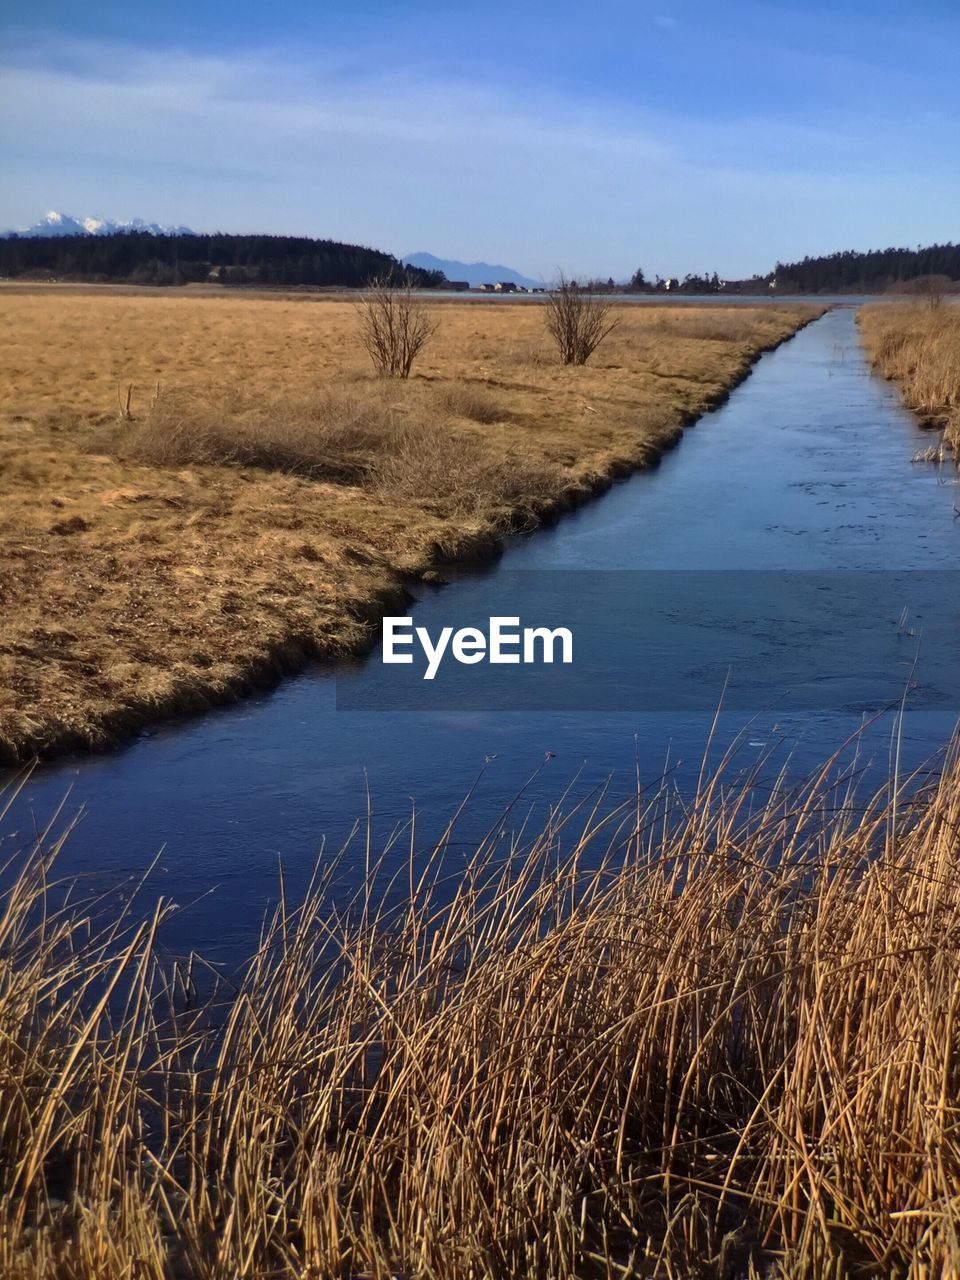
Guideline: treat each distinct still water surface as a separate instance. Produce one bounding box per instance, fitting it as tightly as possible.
[6,308,959,956]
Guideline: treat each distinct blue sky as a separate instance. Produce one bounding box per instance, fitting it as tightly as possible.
[1,1,958,278]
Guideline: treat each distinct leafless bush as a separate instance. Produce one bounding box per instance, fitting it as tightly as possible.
[902,275,955,309]
[543,272,620,365]
[356,275,438,378]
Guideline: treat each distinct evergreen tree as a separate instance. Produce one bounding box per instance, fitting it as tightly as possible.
[0,230,446,289]
[773,243,960,293]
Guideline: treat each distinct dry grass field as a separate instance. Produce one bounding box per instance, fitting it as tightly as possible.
[0,287,819,762]
[859,303,960,459]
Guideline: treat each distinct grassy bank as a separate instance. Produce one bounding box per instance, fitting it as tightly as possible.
[3,745,960,1278]
[0,290,820,762]
[859,303,960,457]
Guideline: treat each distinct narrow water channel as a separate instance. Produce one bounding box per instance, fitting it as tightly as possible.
[7,308,959,956]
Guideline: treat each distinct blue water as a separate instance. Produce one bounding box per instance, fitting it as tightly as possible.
[5,308,959,958]
[430,292,895,306]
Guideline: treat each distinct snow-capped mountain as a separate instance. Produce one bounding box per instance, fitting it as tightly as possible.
[2,211,196,238]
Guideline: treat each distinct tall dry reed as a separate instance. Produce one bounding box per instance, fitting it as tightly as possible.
[860,304,960,457]
[3,741,960,1279]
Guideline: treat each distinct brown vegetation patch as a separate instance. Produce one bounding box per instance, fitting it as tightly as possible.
[0,289,820,761]
[3,750,960,1276]
[860,303,960,456]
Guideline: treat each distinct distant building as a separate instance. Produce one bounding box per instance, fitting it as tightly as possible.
[494,281,518,292]
[479,282,496,292]
[446,280,470,291]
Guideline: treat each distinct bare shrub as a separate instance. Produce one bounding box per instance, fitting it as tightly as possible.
[543,272,620,365]
[902,274,955,310]
[356,275,438,378]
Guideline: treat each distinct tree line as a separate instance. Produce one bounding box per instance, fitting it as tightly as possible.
[626,245,960,296]
[0,231,446,288]
[771,243,960,294]
[5,228,958,295]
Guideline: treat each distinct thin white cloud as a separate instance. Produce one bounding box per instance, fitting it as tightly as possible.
[1,35,957,278]
[0,38,675,160]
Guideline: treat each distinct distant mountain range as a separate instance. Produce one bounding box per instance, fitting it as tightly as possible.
[402,252,544,289]
[2,211,196,238]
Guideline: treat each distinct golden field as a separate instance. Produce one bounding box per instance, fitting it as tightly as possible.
[0,286,819,762]
[859,303,960,457]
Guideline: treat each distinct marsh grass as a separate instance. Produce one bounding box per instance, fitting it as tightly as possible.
[371,419,563,515]
[0,294,819,764]
[860,304,960,457]
[114,383,397,480]
[433,383,508,423]
[111,382,559,517]
[641,311,791,344]
[4,740,960,1279]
